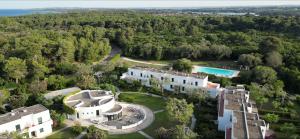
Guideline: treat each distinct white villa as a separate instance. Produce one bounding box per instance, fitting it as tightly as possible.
[64,90,123,122]
[0,104,53,138]
[121,67,220,97]
[217,85,268,139]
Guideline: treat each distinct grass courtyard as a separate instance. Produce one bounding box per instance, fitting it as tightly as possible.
[46,127,79,139]
[108,133,146,139]
[118,92,175,137]
[118,92,166,111]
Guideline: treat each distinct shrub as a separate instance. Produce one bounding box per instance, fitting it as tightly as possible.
[71,123,85,134]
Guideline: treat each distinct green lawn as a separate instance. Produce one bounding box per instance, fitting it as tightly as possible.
[108,133,146,139]
[118,92,166,111]
[46,127,78,139]
[118,92,175,137]
[143,111,175,136]
[121,57,238,70]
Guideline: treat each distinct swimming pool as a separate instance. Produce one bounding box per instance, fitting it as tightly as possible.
[195,66,239,77]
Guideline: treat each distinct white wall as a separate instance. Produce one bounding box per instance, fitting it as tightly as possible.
[218,109,232,131]
[0,110,53,138]
[127,68,209,93]
[75,98,115,119]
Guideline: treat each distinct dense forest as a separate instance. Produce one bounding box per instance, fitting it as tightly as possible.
[0,11,299,94]
[0,10,299,138]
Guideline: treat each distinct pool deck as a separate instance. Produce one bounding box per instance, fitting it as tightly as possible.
[192,66,239,78]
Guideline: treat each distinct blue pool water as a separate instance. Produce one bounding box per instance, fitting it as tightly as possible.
[196,67,237,77]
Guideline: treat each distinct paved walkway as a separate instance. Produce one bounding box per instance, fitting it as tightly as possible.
[121,57,168,66]
[44,87,81,99]
[191,114,196,130]
[75,131,87,139]
[153,109,164,114]
[74,103,154,135]
[138,131,154,139]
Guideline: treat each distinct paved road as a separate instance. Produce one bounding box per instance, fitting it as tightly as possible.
[44,87,81,100]
[100,44,122,64]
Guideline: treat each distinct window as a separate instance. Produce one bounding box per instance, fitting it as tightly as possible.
[183,80,186,84]
[15,124,21,132]
[139,79,142,82]
[40,128,44,133]
[161,77,164,80]
[195,82,198,86]
[150,74,153,78]
[171,78,174,82]
[182,87,185,91]
[38,117,42,124]
[131,72,133,75]
[140,73,143,77]
[170,85,173,89]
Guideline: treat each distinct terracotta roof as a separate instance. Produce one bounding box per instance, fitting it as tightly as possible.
[226,128,232,139]
[218,91,225,117]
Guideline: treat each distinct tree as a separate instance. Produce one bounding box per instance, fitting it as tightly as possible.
[26,94,53,108]
[0,89,10,106]
[172,58,193,72]
[2,131,24,139]
[75,64,96,89]
[259,36,282,54]
[28,80,48,94]
[71,122,85,134]
[272,101,281,109]
[4,57,28,83]
[166,98,194,124]
[238,54,262,67]
[86,125,108,139]
[50,110,66,128]
[8,94,28,109]
[264,113,279,123]
[155,127,172,139]
[28,59,49,80]
[280,123,297,137]
[252,66,277,84]
[265,51,282,68]
[249,83,269,108]
[172,125,197,139]
[187,88,208,103]
[47,75,68,90]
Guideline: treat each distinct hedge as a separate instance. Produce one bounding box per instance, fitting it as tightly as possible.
[63,90,81,114]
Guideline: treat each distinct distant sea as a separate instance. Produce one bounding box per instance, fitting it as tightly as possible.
[0,9,58,16]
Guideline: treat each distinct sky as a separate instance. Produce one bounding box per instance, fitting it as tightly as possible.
[0,0,300,9]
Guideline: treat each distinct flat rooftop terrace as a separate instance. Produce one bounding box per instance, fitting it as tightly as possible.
[65,90,113,108]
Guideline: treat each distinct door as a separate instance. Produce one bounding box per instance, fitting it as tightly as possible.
[31,131,36,137]
[96,110,99,116]
[77,112,79,119]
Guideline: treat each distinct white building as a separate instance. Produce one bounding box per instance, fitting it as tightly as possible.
[217,85,268,139]
[121,67,220,97]
[64,90,123,122]
[0,104,53,138]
